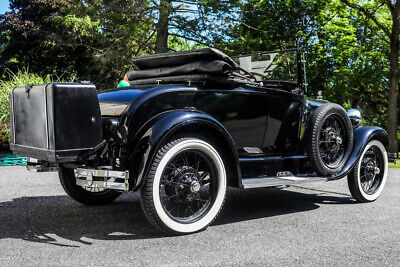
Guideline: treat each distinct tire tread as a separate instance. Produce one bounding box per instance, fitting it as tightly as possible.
[307,103,353,176]
[140,134,226,235]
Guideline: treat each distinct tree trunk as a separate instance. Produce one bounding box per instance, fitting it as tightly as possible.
[387,17,400,153]
[155,0,172,53]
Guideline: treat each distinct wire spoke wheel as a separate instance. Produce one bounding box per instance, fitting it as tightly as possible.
[347,140,388,203]
[140,136,227,234]
[359,146,384,195]
[160,149,217,223]
[319,114,348,169]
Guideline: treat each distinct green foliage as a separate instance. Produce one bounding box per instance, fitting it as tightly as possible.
[307,1,390,127]
[217,0,391,128]
[0,124,10,150]
[0,68,67,124]
[0,0,154,89]
[0,0,396,130]
[168,35,207,51]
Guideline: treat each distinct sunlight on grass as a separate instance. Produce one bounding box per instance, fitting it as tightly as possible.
[389,161,400,168]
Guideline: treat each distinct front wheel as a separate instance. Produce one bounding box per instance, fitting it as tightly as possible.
[347,140,388,202]
[140,135,227,235]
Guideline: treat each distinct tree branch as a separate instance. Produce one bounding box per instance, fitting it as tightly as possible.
[169,32,210,46]
[340,0,391,37]
[385,0,395,12]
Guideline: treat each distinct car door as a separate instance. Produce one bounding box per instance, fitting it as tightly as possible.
[261,88,303,155]
[196,88,268,154]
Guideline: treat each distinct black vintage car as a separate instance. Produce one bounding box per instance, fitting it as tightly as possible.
[9,48,397,234]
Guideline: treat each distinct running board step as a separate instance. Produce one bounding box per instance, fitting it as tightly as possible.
[242,176,327,189]
[75,168,129,191]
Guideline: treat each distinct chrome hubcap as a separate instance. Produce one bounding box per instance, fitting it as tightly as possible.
[336,136,343,145]
[190,180,201,193]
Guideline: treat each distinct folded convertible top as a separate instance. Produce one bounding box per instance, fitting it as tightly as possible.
[127,48,246,87]
[126,60,233,81]
[132,48,239,70]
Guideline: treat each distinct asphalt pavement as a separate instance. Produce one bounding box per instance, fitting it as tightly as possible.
[0,166,399,266]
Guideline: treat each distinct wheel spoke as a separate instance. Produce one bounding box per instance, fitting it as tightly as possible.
[158,148,216,223]
[357,145,386,196]
[318,114,348,167]
[198,172,209,183]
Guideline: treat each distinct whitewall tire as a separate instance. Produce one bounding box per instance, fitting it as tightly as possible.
[347,140,388,202]
[140,135,227,234]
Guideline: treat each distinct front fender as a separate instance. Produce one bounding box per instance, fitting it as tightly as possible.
[128,109,241,190]
[330,126,389,180]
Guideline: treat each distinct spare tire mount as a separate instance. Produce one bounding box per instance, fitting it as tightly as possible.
[307,103,353,176]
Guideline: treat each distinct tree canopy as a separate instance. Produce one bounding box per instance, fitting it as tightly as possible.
[0,0,398,150]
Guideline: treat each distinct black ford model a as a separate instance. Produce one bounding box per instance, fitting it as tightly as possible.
[9,48,397,234]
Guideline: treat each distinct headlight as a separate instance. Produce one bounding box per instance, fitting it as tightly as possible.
[347,109,361,128]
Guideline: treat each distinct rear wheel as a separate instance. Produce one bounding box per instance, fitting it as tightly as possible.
[59,166,122,205]
[347,140,388,202]
[140,135,227,235]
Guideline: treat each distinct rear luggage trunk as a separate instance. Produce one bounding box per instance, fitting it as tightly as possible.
[9,83,103,162]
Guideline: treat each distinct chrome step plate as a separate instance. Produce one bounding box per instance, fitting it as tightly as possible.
[242,176,328,189]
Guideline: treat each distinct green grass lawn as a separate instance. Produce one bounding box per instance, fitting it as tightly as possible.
[389,152,400,168]
[389,161,400,168]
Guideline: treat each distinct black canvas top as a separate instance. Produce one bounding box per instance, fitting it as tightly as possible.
[126,60,233,81]
[132,48,239,70]
[127,48,251,87]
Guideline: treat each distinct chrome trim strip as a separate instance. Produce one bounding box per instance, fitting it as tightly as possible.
[11,143,95,152]
[76,168,129,179]
[44,84,49,149]
[10,87,16,143]
[242,176,328,189]
[55,84,95,88]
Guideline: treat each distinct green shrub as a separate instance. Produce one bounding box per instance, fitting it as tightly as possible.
[0,123,10,150]
[0,69,73,150]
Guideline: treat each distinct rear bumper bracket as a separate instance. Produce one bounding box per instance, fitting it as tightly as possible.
[75,168,129,191]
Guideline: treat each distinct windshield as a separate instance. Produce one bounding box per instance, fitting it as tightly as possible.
[233,50,299,83]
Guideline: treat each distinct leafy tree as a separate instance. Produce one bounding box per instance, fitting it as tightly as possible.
[308,1,389,127]
[0,0,152,89]
[339,0,400,152]
[152,0,239,53]
[0,0,77,76]
[217,0,329,53]
[219,0,391,132]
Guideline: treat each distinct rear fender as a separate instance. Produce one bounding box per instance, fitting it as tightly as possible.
[330,126,389,180]
[127,110,241,190]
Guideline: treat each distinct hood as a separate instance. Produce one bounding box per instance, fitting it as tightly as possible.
[97,89,145,116]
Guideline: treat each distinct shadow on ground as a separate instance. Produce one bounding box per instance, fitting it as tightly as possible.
[0,186,354,247]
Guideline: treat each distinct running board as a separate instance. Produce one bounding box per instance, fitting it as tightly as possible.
[242,175,328,189]
[75,168,129,191]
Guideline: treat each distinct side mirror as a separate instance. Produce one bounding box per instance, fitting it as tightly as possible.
[347,109,361,128]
